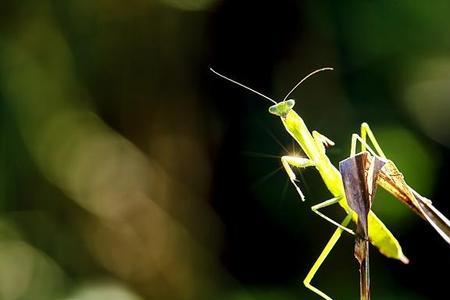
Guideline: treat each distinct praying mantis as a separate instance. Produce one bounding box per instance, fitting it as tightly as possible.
[210,67,450,299]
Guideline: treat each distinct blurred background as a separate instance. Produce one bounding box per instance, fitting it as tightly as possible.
[1,0,450,299]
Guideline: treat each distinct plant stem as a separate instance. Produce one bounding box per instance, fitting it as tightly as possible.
[357,238,370,300]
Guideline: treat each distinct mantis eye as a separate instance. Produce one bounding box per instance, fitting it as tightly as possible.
[268,99,295,117]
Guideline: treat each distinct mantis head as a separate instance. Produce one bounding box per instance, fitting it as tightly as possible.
[268,99,295,117]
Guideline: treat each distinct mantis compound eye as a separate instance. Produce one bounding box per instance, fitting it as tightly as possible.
[268,99,295,117]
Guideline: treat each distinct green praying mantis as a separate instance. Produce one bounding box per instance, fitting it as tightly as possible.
[210,67,450,300]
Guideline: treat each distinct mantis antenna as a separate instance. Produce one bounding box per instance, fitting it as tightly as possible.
[209,68,277,104]
[282,67,334,102]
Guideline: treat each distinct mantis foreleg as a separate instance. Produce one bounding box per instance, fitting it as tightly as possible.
[281,156,314,201]
[312,131,335,154]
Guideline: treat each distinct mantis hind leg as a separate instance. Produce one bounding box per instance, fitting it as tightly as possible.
[350,123,386,158]
[304,214,353,300]
[361,122,386,158]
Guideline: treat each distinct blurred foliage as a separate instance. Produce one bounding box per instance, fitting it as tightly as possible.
[1,0,450,299]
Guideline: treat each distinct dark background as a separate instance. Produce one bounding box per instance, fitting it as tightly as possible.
[1,0,450,299]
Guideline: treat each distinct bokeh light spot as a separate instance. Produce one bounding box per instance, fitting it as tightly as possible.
[403,58,450,148]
